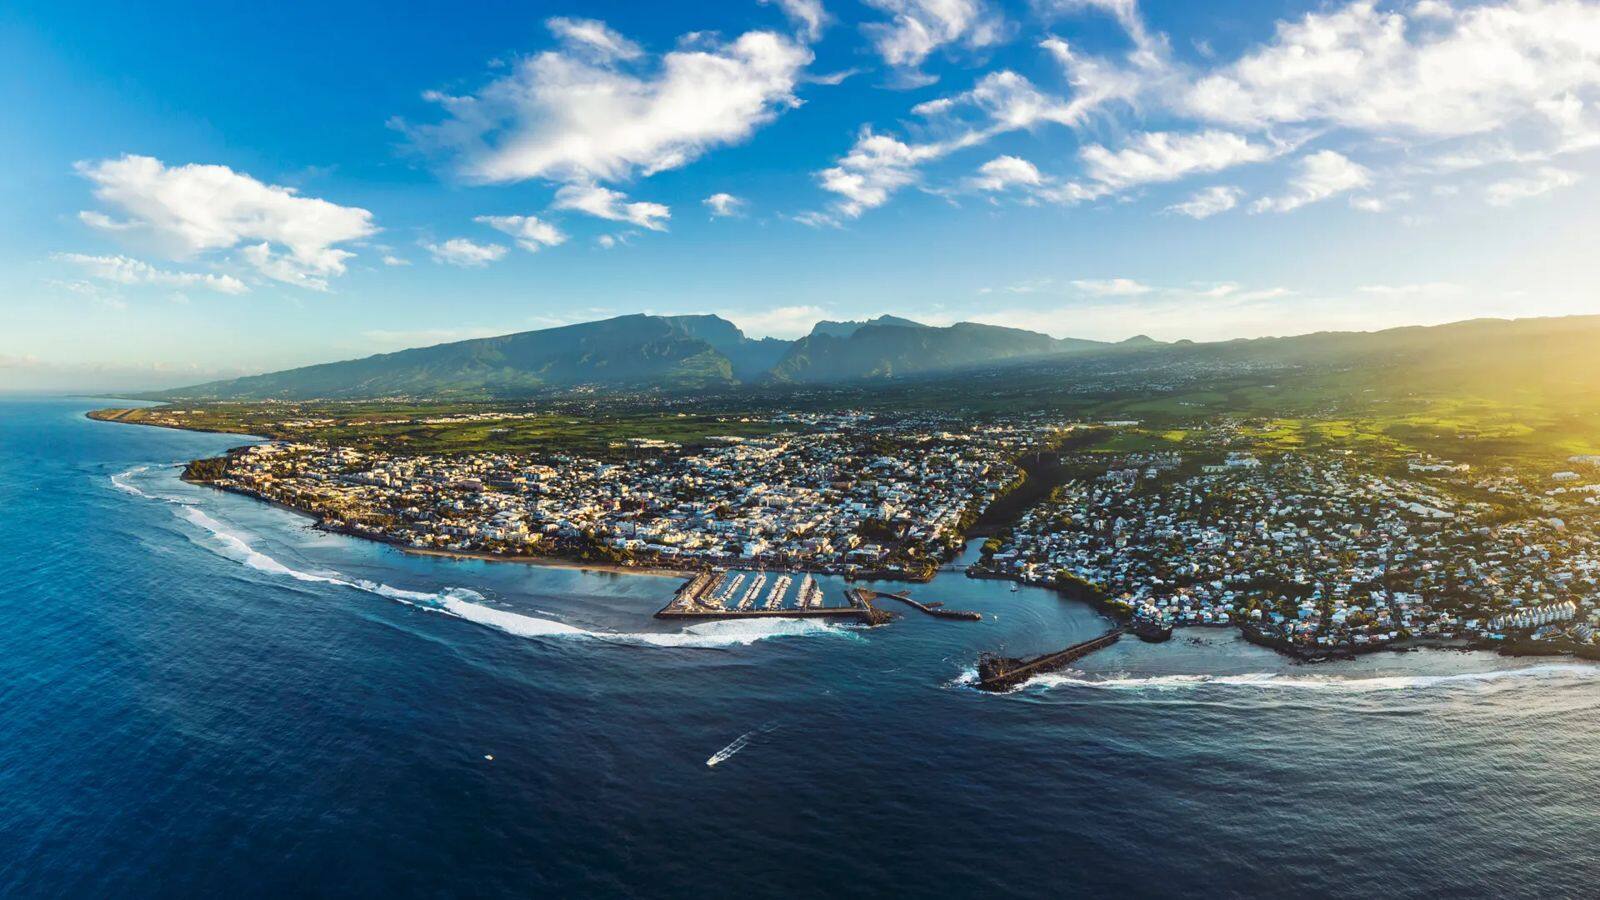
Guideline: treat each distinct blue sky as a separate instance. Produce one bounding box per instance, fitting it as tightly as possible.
[4,0,1599,389]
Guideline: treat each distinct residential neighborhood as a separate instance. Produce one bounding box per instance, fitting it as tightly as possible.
[973,437,1600,658]
[198,413,1042,581]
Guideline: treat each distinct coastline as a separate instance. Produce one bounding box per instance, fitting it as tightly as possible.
[86,407,270,439]
[83,407,692,584]
[88,409,1600,669]
[981,567,1600,668]
[207,479,698,581]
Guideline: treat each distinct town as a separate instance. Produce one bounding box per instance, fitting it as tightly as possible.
[192,412,1039,581]
[972,433,1600,660]
[181,409,1600,662]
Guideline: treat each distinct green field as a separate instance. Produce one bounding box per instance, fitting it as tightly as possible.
[90,403,788,456]
[90,362,1600,468]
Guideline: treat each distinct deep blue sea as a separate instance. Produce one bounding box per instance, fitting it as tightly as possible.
[3,397,1599,898]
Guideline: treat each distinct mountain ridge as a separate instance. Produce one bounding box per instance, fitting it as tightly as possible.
[151,312,1106,401]
[145,312,1600,403]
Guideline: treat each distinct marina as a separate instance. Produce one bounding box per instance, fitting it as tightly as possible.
[657,569,882,621]
[656,570,984,627]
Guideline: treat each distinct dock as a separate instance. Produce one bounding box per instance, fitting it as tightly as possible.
[856,589,982,621]
[975,628,1124,692]
[657,570,890,624]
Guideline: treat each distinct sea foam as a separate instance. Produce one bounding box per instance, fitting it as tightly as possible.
[109,466,160,500]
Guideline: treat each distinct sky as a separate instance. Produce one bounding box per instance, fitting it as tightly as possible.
[4,0,1600,390]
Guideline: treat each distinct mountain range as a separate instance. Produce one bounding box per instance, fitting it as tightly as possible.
[147,311,1600,405]
[151,313,1130,400]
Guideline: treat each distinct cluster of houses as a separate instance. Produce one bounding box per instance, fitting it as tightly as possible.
[975,447,1600,652]
[207,417,1050,578]
[195,408,1600,654]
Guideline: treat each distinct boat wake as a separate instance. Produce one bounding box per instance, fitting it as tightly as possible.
[706,723,779,767]
[1026,665,1600,693]
[117,469,853,649]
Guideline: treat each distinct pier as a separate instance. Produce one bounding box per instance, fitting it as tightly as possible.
[975,628,1124,692]
[857,589,982,621]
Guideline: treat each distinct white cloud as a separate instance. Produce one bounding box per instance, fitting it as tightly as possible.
[596,234,619,249]
[1357,282,1463,296]
[817,71,1078,216]
[1484,166,1580,205]
[545,17,643,62]
[1347,190,1411,213]
[407,23,811,185]
[790,211,842,228]
[1037,36,1159,126]
[913,69,1079,131]
[969,155,1042,191]
[553,183,670,230]
[1410,0,1455,21]
[1081,130,1277,189]
[76,154,375,289]
[703,192,746,217]
[817,129,945,217]
[763,0,829,42]
[1252,150,1371,213]
[1165,185,1242,218]
[1185,0,1600,140]
[52,252,247,295]
[861,0,1005,74]
[1071,277,1152,296]
[723,304,829,338]
[806,0,1600,221]
[424,238,508,267]
[474,214,567,251]
[1035,0,1175,122]
[1189,282,1295,301]
[77,210,139,232]
[381,254,411,266]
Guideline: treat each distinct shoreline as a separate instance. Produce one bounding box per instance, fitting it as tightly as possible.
[980,568,1600,668]
[208,479,699,581]
[86,407,272,440]
[89,410,1600,669]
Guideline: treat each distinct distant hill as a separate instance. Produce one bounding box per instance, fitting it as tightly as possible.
[1118,334,1162,347]
[806,314,928,340]
[767,320,1107,383]
[875,314,1600,419]
[157,314,754,400]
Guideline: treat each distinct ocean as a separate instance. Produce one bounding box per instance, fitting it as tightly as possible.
[2,397,1598,897]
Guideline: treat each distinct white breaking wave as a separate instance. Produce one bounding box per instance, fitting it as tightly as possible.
[109,466,159,500]
[165,492,850,649]
[181,506,340,585]
[111,465,195,505]
[1026,665,1600,693]
[946,665,979,689]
